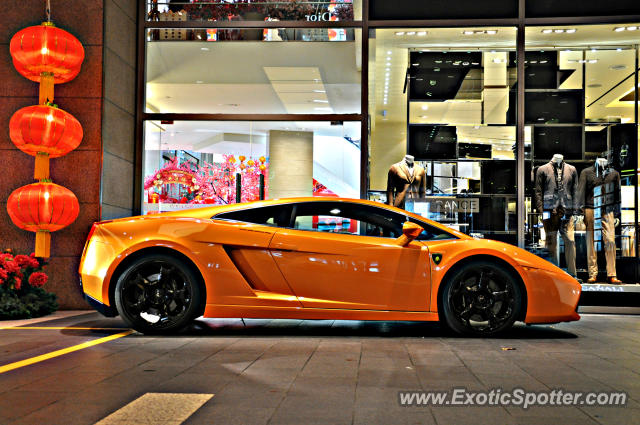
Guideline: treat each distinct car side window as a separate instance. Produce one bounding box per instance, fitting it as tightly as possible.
[292,202,406,238]
[213,205,292,228]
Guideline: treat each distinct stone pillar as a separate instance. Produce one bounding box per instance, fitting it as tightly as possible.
[268,130,313,199]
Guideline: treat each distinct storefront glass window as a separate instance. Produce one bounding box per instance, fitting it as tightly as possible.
[524,24,639,282]
[142,120,361,214]
[145,27,362,114]
[368,27,519,244]
[147,0,362,22]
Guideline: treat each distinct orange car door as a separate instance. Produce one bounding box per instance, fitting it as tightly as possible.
[269,229,431,311]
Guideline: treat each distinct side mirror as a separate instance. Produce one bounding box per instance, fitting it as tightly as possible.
[396,221,424,247]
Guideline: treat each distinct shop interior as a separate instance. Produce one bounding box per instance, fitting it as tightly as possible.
[369,24,639,283]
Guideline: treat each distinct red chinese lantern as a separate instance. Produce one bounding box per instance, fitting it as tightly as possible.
[10,23,85,104]
[10,105,83,180]
[7,182,80,258]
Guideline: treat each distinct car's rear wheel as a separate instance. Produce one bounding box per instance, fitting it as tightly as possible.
[440,260,523,336]
[114,254,201,334]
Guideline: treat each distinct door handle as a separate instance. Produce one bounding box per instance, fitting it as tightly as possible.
[272,242,298,251]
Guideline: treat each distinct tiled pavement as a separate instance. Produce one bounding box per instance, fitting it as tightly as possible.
[0,311,638,425]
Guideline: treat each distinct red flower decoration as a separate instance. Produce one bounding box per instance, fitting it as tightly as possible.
[0,268,8,283]
[28,272,48,288]
[14,277,22,290]
[15,254,40,269]
[2,260,21,274]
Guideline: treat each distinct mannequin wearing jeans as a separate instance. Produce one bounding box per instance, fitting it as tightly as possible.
[577,158,622,284]
[534,154,578,276]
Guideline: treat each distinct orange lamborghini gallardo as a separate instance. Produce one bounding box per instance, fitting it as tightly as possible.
[79,197,581,335]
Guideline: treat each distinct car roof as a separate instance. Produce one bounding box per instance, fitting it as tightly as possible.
[117,197,469,239]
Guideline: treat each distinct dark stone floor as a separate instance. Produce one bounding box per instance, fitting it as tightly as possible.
[0,311,638,425]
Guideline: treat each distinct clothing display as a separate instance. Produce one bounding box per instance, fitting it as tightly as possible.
[386,158,427,209]
[535,158,578,276]
[621,226,636,257]
[577,160,622,280]
[577,163,621,214]
[542,206,576,276]
[584,208,617,279]
[534,160,579,214]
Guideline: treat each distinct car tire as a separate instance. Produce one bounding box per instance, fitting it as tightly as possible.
[440,260,523,336]
[114,254,202,334]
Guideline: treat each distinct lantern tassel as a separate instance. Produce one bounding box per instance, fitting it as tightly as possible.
[39,72,54,105]
[35,230,51,258]
[34,152,50,180]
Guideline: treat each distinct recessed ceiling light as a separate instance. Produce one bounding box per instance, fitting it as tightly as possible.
[412,63,419,66]
[395,31,405,36]
[614,27,626,32]
[565,28,577,33]
[195,80,203,84]
[540,60,548,64]
[387,50,392,54]
[200,47,210,51]
[421,105,428,110]
[312,90,326,93]
[541,29,553,34]
[313,100,329,103]
[417,31,427,36]
[627,26,638,31]
[588,59,598,64]
[486,30,497,35]
[554,29,564,33]
[617,48,623,51]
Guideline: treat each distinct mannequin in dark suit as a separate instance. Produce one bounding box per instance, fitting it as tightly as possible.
[387,155,427,211]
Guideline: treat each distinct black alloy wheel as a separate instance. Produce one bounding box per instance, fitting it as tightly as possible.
[440,260,523,336]
[114,254,201,334]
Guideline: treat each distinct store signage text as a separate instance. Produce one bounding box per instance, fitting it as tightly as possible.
[427,197,480,214]
[305,12,332,21]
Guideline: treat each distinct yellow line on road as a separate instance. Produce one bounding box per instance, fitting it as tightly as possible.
[0,326,129,330]
[0,330,135,374]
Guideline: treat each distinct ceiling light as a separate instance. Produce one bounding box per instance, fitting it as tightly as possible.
[387,50,392,54]
[565,28,577,33]
[588,59,598,64]
[412,63,419,66]
[417,31,427,36]
[492,58,504,63]
[617,48,623,51]
[200,47,210,51]
[554,29,564,33]
[541,29,553,34]
[312,90,326,93]
[486,30,497,35]
[313,100,329,103]
[591,48,597,52]
[540,60,548,64]
[627,26,638,31]
[421,105,428,110]
[395,31,405,36]
[195,80,203,84]
[614,27,626,32]
[406,31,416,35]
[462,30,474,35]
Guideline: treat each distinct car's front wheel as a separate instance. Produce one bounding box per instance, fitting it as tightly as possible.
[114,254,202,334]
[440,260,523,336]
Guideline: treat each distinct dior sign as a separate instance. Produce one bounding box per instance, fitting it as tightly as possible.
[305,12,332,21]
